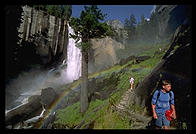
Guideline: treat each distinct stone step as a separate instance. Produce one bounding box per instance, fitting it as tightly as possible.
[118,103,126,108]
[122,98,129,101]
[116,105,125,110]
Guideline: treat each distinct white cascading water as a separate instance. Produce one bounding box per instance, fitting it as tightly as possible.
[64,24,82,82]
[5,24,81,116]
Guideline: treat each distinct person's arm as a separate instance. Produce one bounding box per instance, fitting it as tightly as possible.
[151,90,158,119]
[170,91,176,119]
[170,104,176,119]
[152,104,158,119]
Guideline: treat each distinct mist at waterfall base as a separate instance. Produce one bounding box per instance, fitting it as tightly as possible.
[5,25,81,112]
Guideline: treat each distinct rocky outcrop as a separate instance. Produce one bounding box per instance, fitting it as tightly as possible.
[106,19,128,44]
[106,19,123,30]
[89,37,125,73]
[5,95,42,126]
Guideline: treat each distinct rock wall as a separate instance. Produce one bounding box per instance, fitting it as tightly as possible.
[18,6,68,65]
[89,37,125,73]
[88,19,126,73]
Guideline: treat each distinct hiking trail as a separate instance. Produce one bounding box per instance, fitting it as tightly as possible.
[113,88,152,129]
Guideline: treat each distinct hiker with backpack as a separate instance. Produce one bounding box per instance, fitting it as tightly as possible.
[151,80,176,129]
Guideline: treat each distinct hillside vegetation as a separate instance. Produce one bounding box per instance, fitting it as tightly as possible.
[52,41,169,129]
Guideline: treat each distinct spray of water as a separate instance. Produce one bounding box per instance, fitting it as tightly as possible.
[5,25,82,113]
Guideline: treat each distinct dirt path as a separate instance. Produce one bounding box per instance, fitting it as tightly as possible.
[114,88,152,129]
[116,88,134,110]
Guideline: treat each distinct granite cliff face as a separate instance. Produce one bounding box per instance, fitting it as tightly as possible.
[89,37,125,73]
[18,6,68,66]
[88,19,127,73]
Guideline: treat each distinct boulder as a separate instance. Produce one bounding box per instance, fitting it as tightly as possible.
[5,95,42,126]
[119,55,135,65]
[135,56,151,63]
[40,87,57,109]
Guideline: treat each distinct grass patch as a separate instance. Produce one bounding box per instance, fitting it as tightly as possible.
[93,108,132,129]
[53,99,107,128]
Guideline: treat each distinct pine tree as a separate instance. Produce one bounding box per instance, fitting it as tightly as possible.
[124,14,137,42]
[69,5,113,113]
[129,14,137,41]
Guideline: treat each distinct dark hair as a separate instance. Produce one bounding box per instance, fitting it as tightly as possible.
[162,80,171,85]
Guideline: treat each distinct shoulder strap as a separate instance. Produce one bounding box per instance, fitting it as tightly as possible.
[155,90,160,104]
[169,91,172,104]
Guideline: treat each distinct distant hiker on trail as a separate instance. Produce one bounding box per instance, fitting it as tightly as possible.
[130,77,134,89]
[151,80,176,129]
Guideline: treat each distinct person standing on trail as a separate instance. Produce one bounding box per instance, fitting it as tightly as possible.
[151,80,176,129]
[130,77,134,89]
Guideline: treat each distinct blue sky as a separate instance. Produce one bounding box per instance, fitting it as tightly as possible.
[72,5,155,26]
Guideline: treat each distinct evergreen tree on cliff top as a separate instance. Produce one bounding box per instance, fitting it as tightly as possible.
[69,5,113,113]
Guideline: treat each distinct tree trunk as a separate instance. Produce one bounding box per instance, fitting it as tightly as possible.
[80,48,89,113]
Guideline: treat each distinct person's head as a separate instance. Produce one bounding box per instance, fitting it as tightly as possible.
[162,80,171,92]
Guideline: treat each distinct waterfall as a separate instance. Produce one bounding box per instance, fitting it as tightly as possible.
[5,24,82,119]
[64,24,82,82]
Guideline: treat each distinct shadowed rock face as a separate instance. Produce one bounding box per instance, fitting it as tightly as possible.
[155,5,191,39]
[133,23,192,129]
